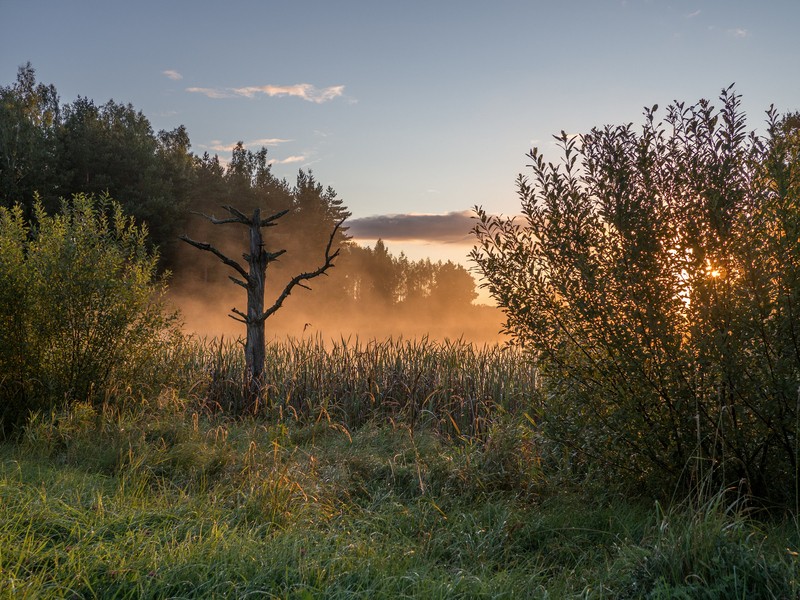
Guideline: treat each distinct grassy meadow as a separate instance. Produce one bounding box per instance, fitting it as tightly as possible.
[1,336,798,599]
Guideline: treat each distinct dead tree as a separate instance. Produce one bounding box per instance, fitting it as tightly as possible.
[180,205,342,411]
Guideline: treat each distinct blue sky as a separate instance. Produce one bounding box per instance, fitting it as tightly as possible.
[2,0,798,264]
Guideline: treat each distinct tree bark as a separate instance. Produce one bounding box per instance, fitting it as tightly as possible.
[245,208,266,406]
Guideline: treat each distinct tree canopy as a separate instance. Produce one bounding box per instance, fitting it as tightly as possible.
[0,63,483,340]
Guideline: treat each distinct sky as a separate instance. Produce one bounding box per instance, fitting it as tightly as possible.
[2,0,799,268]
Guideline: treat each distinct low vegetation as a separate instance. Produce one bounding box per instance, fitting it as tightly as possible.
[0,337,798,598]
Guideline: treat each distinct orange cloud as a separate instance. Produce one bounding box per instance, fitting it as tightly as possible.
[188,83,345,103]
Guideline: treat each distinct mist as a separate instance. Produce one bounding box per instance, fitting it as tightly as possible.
[169,237,507,345]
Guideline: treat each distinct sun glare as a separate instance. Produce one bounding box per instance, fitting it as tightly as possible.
[705,258,722,279]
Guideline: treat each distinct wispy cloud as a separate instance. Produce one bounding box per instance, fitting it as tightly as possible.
[248,137,292,147]
[686,9,701,18]
[269,155,306,165]
[162,69,183,81]
[204,141,235,153]
[186,86,233,99]
[200,138,291,153]
[727,27,749,38]
[348,211,477,244]
[235,84,345,103]
[187,83,345,103]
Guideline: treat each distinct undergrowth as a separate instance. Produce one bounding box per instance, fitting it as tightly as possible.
[1,394,797,598]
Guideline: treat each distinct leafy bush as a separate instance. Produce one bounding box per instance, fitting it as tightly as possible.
[472,88,800,503]
[0,193,180,431]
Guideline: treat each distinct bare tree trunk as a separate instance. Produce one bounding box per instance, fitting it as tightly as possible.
[180,205,343,414]
[245,208,266,407]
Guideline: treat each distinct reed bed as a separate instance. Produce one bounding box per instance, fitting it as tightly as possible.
[183,335,538,438]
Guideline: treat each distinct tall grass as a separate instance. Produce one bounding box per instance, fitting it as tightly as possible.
[4,325,798,598]
[183,335,538,438]
[5,399,798,599]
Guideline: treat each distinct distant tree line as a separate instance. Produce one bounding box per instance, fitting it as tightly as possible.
[0,63,479,321]
[337,241,476,312]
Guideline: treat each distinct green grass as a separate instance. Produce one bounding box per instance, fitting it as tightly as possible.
[1,336,798,598]
[1,398,798,599]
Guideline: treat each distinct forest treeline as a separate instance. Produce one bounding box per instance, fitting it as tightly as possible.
[0,64,490,338]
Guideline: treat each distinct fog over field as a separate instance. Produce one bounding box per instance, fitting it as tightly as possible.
[169,258,507,345]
